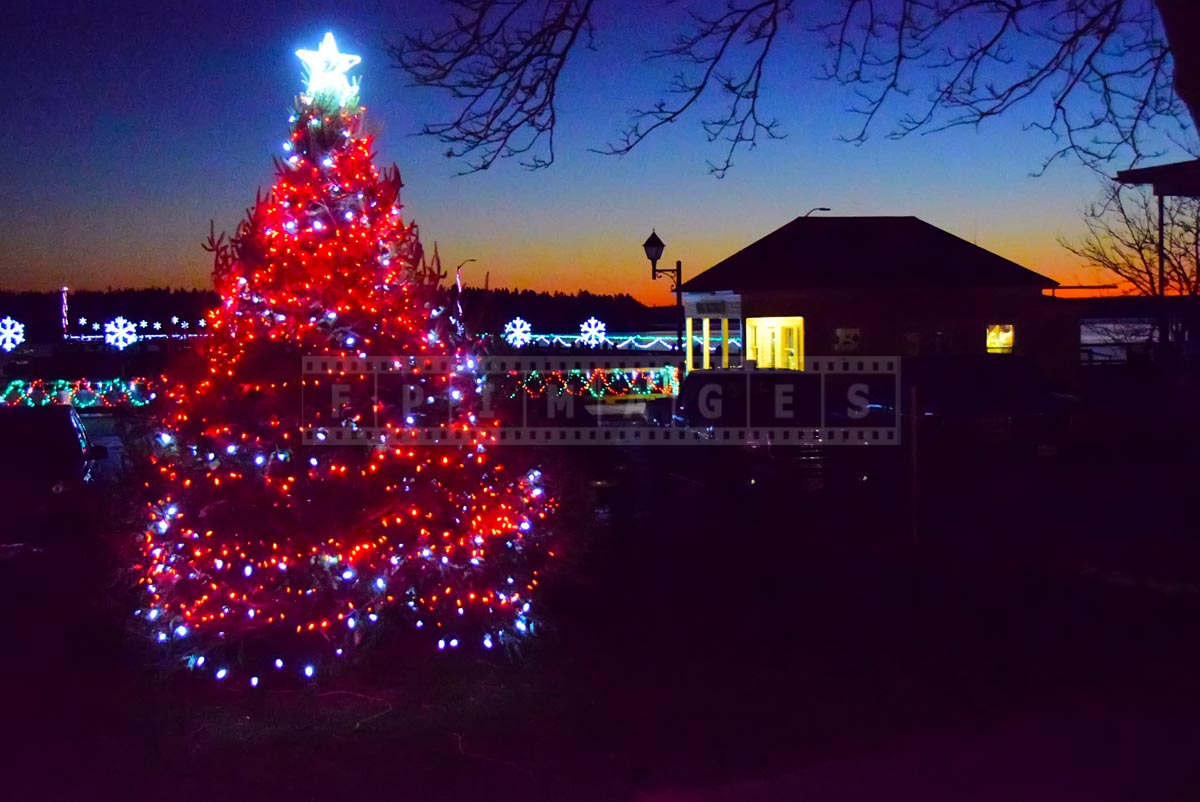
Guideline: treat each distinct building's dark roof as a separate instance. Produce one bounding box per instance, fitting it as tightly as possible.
[1115,159,1200,197]
[1067,293,1200,318]
[680,215,1057,293]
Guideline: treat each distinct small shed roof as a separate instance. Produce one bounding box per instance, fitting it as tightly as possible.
[680,215,1056,293]
[1115,159,1200,197]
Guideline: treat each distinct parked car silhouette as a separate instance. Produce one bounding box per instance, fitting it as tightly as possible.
[0,406,108,539]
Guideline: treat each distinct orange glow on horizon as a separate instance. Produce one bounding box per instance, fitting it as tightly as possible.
[9,225,1129,305]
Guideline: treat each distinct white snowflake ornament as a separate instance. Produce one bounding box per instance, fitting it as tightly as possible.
[579,317,607,348]
[0,316,25,352]
[105,317,139,350]
[502,317,533,348]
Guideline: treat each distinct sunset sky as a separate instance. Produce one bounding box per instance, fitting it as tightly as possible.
[3,1,1191,305]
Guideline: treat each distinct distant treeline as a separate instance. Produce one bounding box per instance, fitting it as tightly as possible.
[0,286,673,342]
[456,288,674,334]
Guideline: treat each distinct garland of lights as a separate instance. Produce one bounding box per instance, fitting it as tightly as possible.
[511,368,678,399]
[0,378,154,408]
[519,330,743,351]
[12,307,738,354]
[500,316,743,352]
[132,33,556,687]
[66,315,209,348]
[0,371,669,409]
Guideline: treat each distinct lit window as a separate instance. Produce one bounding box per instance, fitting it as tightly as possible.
[986,324,1014,354]
[746,316,804,369]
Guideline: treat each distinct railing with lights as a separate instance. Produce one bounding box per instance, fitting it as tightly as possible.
[0,307,742,356]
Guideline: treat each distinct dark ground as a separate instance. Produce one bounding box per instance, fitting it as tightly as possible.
[2,438,1200,801]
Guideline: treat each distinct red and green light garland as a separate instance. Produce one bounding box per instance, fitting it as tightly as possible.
[510,367,678,398]
[1,378,154,408]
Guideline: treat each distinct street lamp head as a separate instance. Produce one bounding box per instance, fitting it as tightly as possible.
[642,229,665,268]
[804,207,831,217]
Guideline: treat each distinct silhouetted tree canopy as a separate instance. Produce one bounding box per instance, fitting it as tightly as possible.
[1063,182,1199,296]
[393,0,1200,176]
[456,287,668,333]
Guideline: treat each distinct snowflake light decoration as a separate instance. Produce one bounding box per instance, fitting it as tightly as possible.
[105,316,139,350]
[502,317,533,348]
[579,317,607,348]
[0,316,25,353]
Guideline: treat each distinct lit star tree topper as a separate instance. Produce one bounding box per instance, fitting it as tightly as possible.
[296,32,361,108]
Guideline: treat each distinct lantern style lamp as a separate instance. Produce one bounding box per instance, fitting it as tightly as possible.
[643,229,683,356]
[643,230,665,271]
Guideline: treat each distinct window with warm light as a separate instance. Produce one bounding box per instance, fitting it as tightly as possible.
[986,324,1014,354]
[746,316,805,369]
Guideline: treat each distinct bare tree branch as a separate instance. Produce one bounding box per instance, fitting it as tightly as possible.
[821,0,1190,173]
[389,0,595,172]
[591,0,792,178]
[394,0,1197,176]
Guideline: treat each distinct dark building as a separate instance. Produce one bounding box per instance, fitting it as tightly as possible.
[679,215,1078,386]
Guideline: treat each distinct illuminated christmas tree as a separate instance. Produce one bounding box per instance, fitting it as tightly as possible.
[135,34,554,685]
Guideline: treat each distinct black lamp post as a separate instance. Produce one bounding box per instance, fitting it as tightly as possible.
[804,206,831,217]
[643,230,683,356]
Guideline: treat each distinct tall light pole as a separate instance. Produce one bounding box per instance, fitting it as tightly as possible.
[60,286,69,340]
[804,206,831,217]
[643,230,683,356]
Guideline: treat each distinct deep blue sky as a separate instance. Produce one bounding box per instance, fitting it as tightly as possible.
[1,1,1185,302]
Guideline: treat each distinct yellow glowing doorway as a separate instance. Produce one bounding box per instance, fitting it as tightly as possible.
[746,316,804,369]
